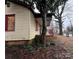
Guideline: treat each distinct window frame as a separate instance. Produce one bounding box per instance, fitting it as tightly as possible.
[5,14,15,32]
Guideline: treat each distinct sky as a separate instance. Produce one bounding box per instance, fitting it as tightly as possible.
[62,0,73,28]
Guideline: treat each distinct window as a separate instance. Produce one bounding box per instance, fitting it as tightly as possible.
[5,14,15,31]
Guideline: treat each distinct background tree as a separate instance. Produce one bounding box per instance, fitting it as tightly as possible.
[49,0,67,35]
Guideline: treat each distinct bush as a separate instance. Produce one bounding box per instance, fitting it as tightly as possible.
[32,35,44,49]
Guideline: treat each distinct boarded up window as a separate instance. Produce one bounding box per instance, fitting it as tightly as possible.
[5,14,15,31]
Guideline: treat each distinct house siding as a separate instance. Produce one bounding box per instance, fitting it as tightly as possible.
[5,2,36,40]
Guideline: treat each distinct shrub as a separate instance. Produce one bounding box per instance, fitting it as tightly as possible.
[32,35,44,49]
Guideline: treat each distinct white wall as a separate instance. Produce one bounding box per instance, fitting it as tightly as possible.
[5,2,36,40]
[29,12,37,39]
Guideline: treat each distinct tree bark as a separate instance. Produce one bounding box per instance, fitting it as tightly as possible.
[40,13,47,45]
[58,17,63,35]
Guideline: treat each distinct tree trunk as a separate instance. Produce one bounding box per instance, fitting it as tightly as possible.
[58,17,63,35]
[40,13,47,45]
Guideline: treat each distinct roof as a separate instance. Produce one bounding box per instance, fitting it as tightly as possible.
[6,0,52,18]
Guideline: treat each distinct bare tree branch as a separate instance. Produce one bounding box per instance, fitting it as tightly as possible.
[60,2,66,16]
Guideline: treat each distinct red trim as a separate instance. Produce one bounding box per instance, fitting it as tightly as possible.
[6,14,15,16]
[5,15,8,31]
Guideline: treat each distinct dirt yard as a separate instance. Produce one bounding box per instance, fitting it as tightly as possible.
[47,35,73,59]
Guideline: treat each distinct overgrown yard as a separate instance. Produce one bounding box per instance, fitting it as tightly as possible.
[5,35,73,59]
